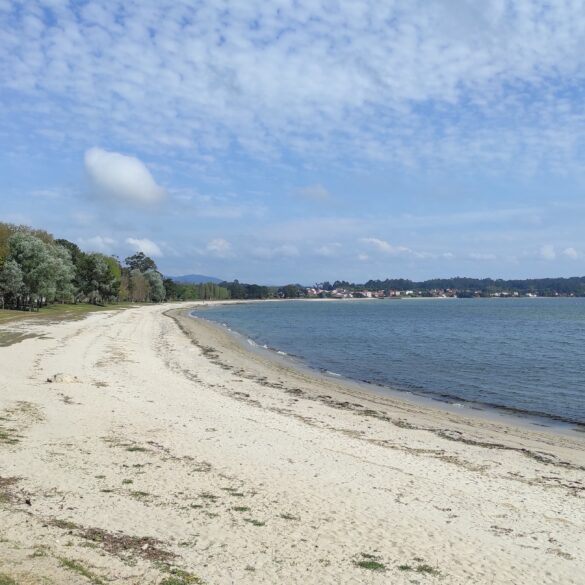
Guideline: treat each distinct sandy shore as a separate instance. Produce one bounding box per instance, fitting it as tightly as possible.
[0,303,584,584]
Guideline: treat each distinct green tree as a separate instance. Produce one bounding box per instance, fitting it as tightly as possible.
[144,270,165,302]
[0,259,24,309]
[8,233,55,309]
[124,252,157,273]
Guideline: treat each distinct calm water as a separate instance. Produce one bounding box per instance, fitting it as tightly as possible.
[191,298,585,426]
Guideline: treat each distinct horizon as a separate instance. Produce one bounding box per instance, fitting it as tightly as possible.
[3,2,585,282]
[168,271,585,288]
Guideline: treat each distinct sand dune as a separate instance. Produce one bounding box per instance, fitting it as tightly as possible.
[0,303,584,584]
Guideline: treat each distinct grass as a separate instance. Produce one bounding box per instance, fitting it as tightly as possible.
[243,518,266,527]
[0,429,20,445]
[0,302,143,326]
[279,513,300,521]
[398,561,441,576]
[354,553,386,572]
[199,492,218,501]
[58,558,105,585]
[159,567,204,585]
[232,506,250,512]
[0,574,18,585]
[416,564,441,575]
[130,490,150,499]
[221,487,245,497]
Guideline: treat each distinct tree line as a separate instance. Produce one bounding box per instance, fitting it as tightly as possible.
[0,223,231,311]
[318,277,585,296]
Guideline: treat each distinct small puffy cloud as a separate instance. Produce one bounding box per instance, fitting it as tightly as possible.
[562,247,579,259]
[357,253,369,261]
[360,238,411,255]
[297,184,331,202]
[126,237,163,257]
[540,245,556,260]
[78,235,116,254]
[205,238,233,258]
[85,147,166,205]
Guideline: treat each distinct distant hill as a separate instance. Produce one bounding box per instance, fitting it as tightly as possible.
[170,274,223,284]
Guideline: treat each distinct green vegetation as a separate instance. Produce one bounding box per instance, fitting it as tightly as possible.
[243,517,265,526]
[0,574,18,585]
[354,553,386,572]
[220,280,272,299]
[324,276,585,297]
[0,223,169,313]
[58,557,105,584]
[159,567,204,584]
[163,278,230,301]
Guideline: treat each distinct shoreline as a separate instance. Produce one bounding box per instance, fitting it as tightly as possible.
[171,307,585,467]
[187,304,585,437]
[1,303,584,584]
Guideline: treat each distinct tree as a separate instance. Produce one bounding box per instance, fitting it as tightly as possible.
[278,284,302,298]
[8,233,55,309]
[129,269,148,302]
[124,252,157,273]
[77,253,118,304]
[0,259,24,309]
[51,244,76,303]
[144,270,165,302]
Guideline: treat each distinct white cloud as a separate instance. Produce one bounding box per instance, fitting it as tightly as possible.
[85,147,166,205]
[562,247,579,259]
[205,238,233,258]
[468,252,497,261]
[5,2,585,172]
[360,238,411,255]
[126,237,163,257]
[357,253,369,262]
[78,235,117,254]
[540,245,556,260]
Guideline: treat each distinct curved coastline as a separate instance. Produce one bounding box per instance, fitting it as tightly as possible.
[170,307,585,456]
[186,304,585,436]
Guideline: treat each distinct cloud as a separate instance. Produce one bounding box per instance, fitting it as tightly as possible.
[6,2,585,173]
[205,238,233,258]
[78,235,117,254]
[540,245,556,260]
[126,237,163,257]
[85,147,166,205]
[360,238,411,255]
[562,247,579,259]
[297,184,331,202]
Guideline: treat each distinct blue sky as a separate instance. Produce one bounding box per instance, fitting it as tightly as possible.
[3,1,585,284]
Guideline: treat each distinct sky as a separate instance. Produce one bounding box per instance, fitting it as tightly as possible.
[3,0,585,284]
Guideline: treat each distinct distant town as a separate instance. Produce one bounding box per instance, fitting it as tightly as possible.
[222,277,585,300]
[302,287,540,299]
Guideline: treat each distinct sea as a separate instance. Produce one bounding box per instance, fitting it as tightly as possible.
[190,298,585,428]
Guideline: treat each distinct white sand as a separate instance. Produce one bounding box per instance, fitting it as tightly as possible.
[0,303,584,585]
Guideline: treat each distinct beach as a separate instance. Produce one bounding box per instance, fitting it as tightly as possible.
[0,303,584,584]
